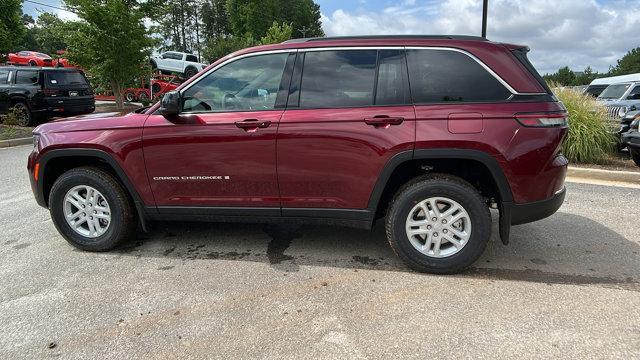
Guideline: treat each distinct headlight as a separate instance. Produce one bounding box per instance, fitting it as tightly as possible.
[32,134,40,149]
[618,106,629,118]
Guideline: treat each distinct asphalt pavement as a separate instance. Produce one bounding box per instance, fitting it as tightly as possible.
[1,144,639,359]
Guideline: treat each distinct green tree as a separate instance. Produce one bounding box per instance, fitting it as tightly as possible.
[64,0,155,109]
[0,0,26,60]
[226,0,323,39]
[610,47,640,76]
[202,0,230,39]
[202,33,256,62]
[260,21,292,45]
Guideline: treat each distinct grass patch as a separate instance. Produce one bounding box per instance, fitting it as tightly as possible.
[553,85,617,164]
[0,125,33,141]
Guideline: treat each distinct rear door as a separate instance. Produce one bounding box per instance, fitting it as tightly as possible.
[277,48,415,214]
[143,51,294,210]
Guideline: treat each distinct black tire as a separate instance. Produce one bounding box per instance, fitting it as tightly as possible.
[49,167,137,251]
[385,174,491,274]
[184,66,197,79]
[150,60,157,70]
[124,91,136,102]
[630,148,640,167]
[29,60,37,66]
[151,83,162,94]
[11,102,32,127]
[138,91,149,102]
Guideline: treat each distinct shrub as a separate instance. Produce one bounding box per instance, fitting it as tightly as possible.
[1,107,21,126]
[552,85,617,164]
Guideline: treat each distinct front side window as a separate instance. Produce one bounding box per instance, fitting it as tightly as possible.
[627,85,640,99]
[15,70,39,85]
[407,49,511,103]
[299,50,377,108]
[182,52,289,112]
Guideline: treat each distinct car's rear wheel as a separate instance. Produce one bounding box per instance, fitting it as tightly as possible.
[630,148,640,167]
[184,66,197,79]
[151,83,162,94]
[10,102,32,126]
[49,167,137,251]
[29,60,37,66]
[138,91,149,102]
[385,174,491,274]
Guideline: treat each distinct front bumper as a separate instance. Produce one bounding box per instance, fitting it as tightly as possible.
[509,187,566,225]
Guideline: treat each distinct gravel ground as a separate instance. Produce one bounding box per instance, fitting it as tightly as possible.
[0,144,638,359]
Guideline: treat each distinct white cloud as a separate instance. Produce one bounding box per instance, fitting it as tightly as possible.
[320,0,640,74]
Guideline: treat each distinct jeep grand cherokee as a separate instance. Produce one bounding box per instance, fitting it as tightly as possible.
[28,36,568,274]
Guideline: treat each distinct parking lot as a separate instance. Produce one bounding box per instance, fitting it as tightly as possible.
[1,144,639,359]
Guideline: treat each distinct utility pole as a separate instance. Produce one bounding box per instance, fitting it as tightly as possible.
[481,0,488,38]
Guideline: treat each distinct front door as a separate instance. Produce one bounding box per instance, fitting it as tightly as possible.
[143,51,293,212]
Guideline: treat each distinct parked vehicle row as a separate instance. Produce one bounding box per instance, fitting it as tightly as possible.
[28,36,568,274]
[123,75,182,102]
[0,66,95,126]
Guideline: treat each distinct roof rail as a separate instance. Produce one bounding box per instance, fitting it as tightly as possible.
[282,35,488,44]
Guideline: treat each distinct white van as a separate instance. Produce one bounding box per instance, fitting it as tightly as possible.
[584,73,640,97]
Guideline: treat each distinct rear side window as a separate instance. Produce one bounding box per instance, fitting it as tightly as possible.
[186,54,198,62]
[406,49,511,103]
[0,70,9,84]
[15,70,39,85]
[46,71,88,87]
[299,50,377,108]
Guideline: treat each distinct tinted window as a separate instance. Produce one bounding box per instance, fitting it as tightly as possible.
[407,49,511,103]
[299,50,377,108]
[186,54,198,62]
[15,70,39,85]
[375,50,410,105]
[0,70,9,84]
[627,85,640,99]
[182,53,288,112]
[46,71,88,87]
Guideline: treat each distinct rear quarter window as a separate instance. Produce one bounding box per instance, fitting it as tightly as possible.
[406,49,511,103]
[186,54,198,62]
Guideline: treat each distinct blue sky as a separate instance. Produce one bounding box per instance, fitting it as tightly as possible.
[21,0,640,74]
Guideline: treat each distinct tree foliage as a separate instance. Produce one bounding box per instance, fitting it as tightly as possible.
[260,21,293,45]
[0,0,26,60]
[610,47,640,76]
[226,0,323,39]
[64,0,155,109]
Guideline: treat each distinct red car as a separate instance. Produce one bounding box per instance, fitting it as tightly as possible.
[28,35,568,273]
[124,75,182,102]
[8,51,55,66]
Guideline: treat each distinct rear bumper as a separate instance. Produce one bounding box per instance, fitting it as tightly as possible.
[509,187,566,225]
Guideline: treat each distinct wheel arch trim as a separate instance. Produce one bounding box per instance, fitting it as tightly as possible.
[366,148,514,212]
[36,148,150,230]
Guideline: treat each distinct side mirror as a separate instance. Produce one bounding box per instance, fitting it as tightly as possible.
[160,90,181,117]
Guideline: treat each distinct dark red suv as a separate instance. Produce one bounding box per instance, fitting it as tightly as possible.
[27,36,568,273]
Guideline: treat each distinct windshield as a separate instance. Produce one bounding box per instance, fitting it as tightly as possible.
[46,71,88,87]
[598,83,631,100]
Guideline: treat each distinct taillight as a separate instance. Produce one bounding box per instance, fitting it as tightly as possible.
[515,113,568,127]
[43,89,61,97]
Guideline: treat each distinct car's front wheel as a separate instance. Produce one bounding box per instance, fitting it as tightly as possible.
[49,167,137,251]
[385,174,491,274]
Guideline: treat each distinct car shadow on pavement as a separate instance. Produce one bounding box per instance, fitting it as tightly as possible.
[116,211,640,292]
